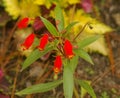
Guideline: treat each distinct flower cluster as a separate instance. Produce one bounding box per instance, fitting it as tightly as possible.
[53,39,74,74]
[18,17,74,75]
[18,17,49,51]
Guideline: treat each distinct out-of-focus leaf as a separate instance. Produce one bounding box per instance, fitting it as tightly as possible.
[77,35,101,48]
[67,0,80,4]
[34,0,52,8]
[16,80,62,96]
[22,45,53,71]
[55,4,64,32]
[63,62,74,98]
[67,9,113,35]
[3,0,20,19]
[40,16,59,36]
[64,9,113,55]
[76,79,96,98]
[64,21,78,36]
[3,0,40,19]
[75,49,94,65]
[84,37,108,55]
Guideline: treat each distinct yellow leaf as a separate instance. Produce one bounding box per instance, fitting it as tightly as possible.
[34,0,45,5]
[3,0,20,19]
[67,0,80,4]
[34,0,52,9]
[19,0,40,18]
[64,9,113,55]
[84,37,108,55]
[3,0,40,19]
[68,9,113,34]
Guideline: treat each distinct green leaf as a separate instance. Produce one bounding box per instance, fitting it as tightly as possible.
[64,21,78,36]
[81,80,91,98]
[63,62,74,98]
[16,80,63,96]
[40,16,59,36]
[32,37,39,47]
[77,35,101,48]
[55,4,64,32]
[75,49,94,65]
[22,45,53,71]
[69,55,79,73]
[76,79,96,98]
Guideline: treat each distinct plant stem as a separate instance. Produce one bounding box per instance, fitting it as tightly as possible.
[73,22,91,42]
[11,63,20,98]
[74,87,79,98]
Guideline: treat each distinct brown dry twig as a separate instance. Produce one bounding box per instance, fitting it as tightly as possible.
[105,33,115,74]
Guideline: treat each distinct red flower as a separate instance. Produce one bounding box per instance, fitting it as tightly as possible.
[53,56,62,74]
[17,17,29,29]
[63,39,74,59]
[21,33,35,50]
[38,34,49,51]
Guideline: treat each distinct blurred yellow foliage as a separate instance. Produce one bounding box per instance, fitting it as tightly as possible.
[67,0,80,4]
[34,0,81,8]
[63,9,113,55]
[34,0,52,8]
[65,9,113,34]
[3,0,40,19]
[3,0,20,19]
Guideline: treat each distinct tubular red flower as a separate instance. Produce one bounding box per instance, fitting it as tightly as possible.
[53,56,62,74]
[63,39,74,59]
[38,34,49,51]
[17,17,29,29]
[21,33,35,50]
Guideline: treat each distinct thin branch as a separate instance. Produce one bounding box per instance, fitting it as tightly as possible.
[73,22,91,42]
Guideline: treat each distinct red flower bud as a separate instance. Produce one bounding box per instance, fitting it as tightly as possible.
[38,34,49,51]
[53,56,62,74]
[17,17,29,29]
[33,17,44,31]
[21,33,35,50]
[63,39,74,59]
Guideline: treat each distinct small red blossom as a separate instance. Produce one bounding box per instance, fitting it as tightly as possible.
[53,56,62,74]
[38,34,49,51]
[21,33,35,50]
[63,39,74,59]
[17,17,29,29]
